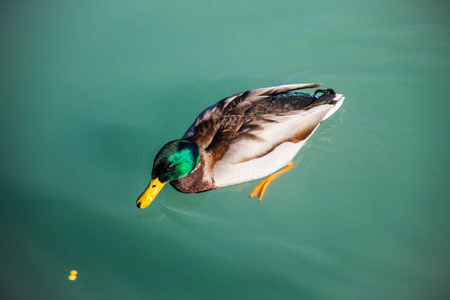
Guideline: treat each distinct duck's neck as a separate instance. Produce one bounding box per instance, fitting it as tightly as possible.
[169,154,216,193]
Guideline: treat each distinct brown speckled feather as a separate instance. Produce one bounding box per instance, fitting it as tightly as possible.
[182,83,329,167]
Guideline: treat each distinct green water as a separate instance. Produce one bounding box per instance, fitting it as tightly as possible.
[1,0,449,299]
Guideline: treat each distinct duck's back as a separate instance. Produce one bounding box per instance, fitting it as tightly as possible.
[179,83,344,191]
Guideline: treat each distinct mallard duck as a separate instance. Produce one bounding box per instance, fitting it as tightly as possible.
[137,83,344,208]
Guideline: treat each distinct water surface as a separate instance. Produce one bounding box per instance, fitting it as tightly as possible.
[1,0,449,299]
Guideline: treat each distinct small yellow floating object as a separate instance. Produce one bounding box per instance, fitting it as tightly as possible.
[68,270,77,281]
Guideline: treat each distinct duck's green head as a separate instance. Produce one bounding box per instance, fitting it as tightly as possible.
[136,139,200,209]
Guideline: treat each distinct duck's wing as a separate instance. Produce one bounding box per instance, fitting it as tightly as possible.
[182,83,344,167]
[182,83,322,144]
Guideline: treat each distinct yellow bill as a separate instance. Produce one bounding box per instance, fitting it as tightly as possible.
[136,178,166,209]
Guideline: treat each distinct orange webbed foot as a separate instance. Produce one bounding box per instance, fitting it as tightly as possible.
[249,162,294,201]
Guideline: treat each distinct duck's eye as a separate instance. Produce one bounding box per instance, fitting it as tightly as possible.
[167,164,174,171]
